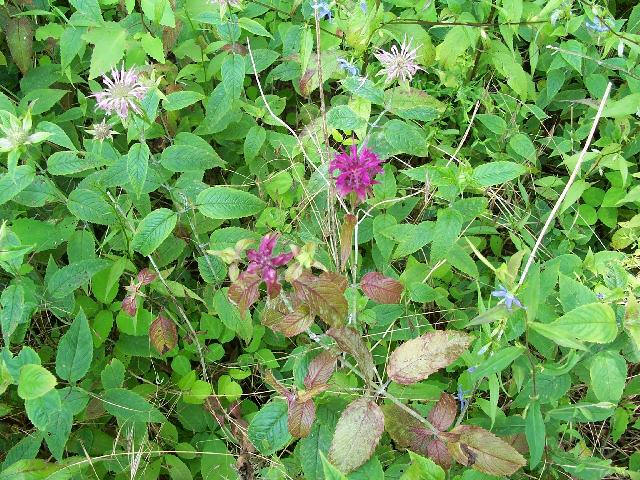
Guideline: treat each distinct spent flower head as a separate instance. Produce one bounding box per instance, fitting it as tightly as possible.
[246,233,294,298]
[330,145,384,203]
[93,65,150,120]
[491,285,523,311]
[86,119,118,142]
[374,35,423,84]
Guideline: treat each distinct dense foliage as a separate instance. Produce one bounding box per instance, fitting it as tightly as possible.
[1,0,640,479]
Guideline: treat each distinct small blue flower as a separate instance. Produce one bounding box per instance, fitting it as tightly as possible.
[359,0,367,13]
[585,17,610,33]
[312,1,332,21]
[466,366,477,373]
[456,384,470,411]
[491,285,523,311]
[596,292,605,300]
[337,58,360,76]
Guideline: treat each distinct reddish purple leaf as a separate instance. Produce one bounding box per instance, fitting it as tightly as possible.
[228,272,261,315]
[288,397,316,438]
[149,315,178,355]
[339,214,357,271]
[327,326,376,386]
[121,294,137,316]
[292,271,348,327]
[427,438,453,470]
[137,268,157,285]
[304,351,337,389]
[387,330,471,385]
[428,393,457,432]
[264,370,295,402]
[328,398,384,473]
[361,272,404,304]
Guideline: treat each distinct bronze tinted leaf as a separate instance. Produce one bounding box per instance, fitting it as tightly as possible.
[328,398,384,473]
[288,397,316,438]
[304,351,337,389]
[446,425,526,475]
[427,438,453,470]
[327,326,376,386]
[228,272,261,315]
[339,214,357,271]
[137,268,157,285]
[428,393,457,432]
[264,370,295,401]
[387,331,471,385]
[262,303,314,337]
[360,272,403,304]
[149,315,177,355]
[292,271,348,327]
[7,17,33,75]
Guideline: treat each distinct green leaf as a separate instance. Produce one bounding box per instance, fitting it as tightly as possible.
[25,390,60,430]
[127,142,150,199]
[17,364,56,400]
[102,388,165,423]
[0,459,62,480]
[1,285,25,341]
[222,54,245,99]
[470,346,525,380]
[132,208,177,256]
[85,23,127,79]
[46,259,110,299]
[141,32,165,64]
[163,91,204,111]
[238,17,272,38]
[472,161,526,187]
[548,303,618,344]
[525,400,545,469]
[47,151,100,175]
[213,288,252,343]
[66,188,117,225]
[327,105,367,130]
[0,166,36,206]
[160,144,224,172]
[476,114,507,135]
[37,122,76,150]
[244,125,266,163]
[248,400,291,455]
[44,407,72,460]
[384,120,428,156]
[55,310,93,382]
[321,453,348,480]
[431,209,463,262]
[400,452,445,480]
[590,350,626,403]
[201,438,237,480]
[328,398,384,474]
[60,26,86,69]
[197,187,265,219]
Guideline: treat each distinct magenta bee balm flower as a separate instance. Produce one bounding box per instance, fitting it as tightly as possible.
[93,66,149,120]
[330,145,383,203]
[246,233,294,298]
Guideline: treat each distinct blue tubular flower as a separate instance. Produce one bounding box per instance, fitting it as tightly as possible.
[337,58,360,76]
[585,16,610,33]
[491,285,523,311]
[456,384,469,411]
[312,1,332,21]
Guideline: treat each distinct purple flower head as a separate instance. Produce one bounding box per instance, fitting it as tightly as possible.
[246,233,294,298]
[491,285,523,311]
[93,65,149,120]
[374,35,423,84]
[330,145,384,203]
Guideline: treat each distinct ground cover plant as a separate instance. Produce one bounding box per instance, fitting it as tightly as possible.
[1,0,640,479]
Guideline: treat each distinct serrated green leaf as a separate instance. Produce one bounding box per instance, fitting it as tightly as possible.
[132,208,177,256]
[55,310,93,382]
